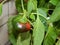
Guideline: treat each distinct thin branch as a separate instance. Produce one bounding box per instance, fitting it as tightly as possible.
[21,0,25,12]
[19,13,37,15]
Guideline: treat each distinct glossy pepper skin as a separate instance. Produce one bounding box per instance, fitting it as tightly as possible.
[12,15,31,33]
[17,22,31,32]
[25,22,31,30]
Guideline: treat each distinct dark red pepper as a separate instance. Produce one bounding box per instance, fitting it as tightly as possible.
[17,22,31,32]
[25,22,31,30]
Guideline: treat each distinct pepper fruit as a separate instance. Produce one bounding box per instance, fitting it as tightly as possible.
[17,22,31,32]
[25,22,31,30]
[12,15,31,33]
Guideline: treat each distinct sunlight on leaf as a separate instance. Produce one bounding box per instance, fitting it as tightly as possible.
[49,0,59,5]
[43,25,57,45]
[37,8,47,17]
[27,0,37,14]
[17,34,22,45]
[48,2,60,23]
[33,15,45,45]
[30,14,35,21]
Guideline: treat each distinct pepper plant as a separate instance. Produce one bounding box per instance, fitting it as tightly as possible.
[8,0,60,45]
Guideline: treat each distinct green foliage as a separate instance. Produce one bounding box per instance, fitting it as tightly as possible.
[33,15,45,45]
[8,0,60,45]
[27,0,37,14]
[17,35,22,45]
[9,33,17,45]
[17,32,30,45]
[56,39,60,45]
[37,8,47,19]
[15,0,22,12]
[48,2,60,23]
[30,14,35,21]
[0,3,2,16]
[43,25,57,45]
[49,0,60,5]
[8,16,17,45]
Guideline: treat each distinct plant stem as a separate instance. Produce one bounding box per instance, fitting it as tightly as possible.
[19,13,47,20]
[19,13,37,15]
[27,19,34,27]
[21,0,25,12]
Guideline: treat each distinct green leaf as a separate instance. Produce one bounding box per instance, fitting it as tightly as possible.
[9,34,17,45]
[48,2,60,23]
[17,32,30,45]
[37,0,45,7]
[55,29,60,35]
[37,0,49,9]
[30,14,35,21]
[37,8,47,19]
[15,0,23,12]
[43,25,57,45]
[20,16,28,23]
[8,16,17,45]
[37,8,48,32]
[56,39,60,45]
[8,16,15,33]
[41,8,49,13]
[37,8,47,17]
[0,3,2,16]
[27,0,37,14]
[39,16,48,32]
[33,15,45,45]
[53,20,60,29]
[49,0,59,5]
[17,34,22,45]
